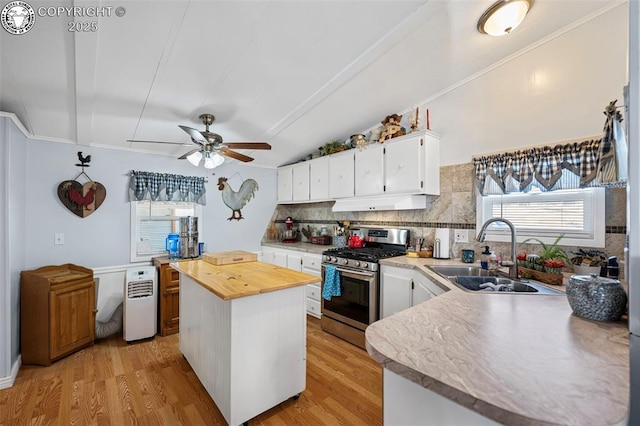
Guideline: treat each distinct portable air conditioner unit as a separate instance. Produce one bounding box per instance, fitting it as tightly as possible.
[124,266,157,342]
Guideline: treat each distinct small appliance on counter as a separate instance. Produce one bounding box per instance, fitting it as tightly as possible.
[281,216,299,243]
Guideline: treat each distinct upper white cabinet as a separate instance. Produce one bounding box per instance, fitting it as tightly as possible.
[276,130,440,204]
[329,150,355,199]
[309,156,330,201]
[355,143,384,197]
[277,165,293,203]
[292,163,310,202]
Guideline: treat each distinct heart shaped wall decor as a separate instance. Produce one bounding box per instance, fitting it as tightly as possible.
[57,180,107,218]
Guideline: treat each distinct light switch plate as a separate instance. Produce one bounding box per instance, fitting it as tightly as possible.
[54,233,64,245]
[454,229,468,243]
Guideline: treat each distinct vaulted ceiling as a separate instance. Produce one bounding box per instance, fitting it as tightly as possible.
[0,0,623,168]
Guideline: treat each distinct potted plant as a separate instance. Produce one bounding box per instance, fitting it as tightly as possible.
[517,235,569,284]
[320,140,349,156]
[569,248,607,275]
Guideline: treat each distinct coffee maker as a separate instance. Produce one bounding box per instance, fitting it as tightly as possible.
[179,216,199,258]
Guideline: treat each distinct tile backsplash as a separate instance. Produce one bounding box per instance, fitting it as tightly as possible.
[266,163,627,275]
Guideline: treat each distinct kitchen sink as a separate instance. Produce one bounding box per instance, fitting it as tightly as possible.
[427,265,563,295]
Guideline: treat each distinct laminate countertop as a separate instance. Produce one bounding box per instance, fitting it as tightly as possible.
[170,259,319,300]
[367,256,630,425]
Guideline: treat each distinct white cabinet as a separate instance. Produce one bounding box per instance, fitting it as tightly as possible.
[384,131,440,196]
[355,143,384,196]
[329,150,355,199]
[262,247,322,318]
[309,156,330,201]
[277,165,293,202]
[292,163,310,202]
[380,265,445,319]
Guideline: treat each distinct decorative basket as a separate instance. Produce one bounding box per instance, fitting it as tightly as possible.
[517,266,564,286]
[310,235,332,245]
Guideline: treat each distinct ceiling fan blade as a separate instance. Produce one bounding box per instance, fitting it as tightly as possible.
[224,142,271,150]
[178,148,202,160]
[127,139,191,146]
[220,149,254,162]
[179,125,208,144]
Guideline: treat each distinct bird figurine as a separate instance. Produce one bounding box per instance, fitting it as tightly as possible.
[217,177,259,220]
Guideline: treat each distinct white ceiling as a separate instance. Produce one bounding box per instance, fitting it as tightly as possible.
[0,0,622,168]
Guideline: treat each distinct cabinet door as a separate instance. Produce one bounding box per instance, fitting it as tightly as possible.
[161,266,180,336]
[329,151,355,199]
[277,166,293,202]
[380,266,413,319]
[385,136,423,194]
[412,272,445,307]
[49,281,95,360]
[287,253,303,272]
[355,144,384,196]
[262,249,276,264]
[292,163,310,201]
[309,156,330,201]
[273,252,288,267]
[302,253,322,277]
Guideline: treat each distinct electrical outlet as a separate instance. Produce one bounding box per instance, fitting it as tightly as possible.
[454,229,468,243]
[54,233,64,245]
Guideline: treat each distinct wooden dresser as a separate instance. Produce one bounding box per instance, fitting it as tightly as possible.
[152,257,191,336]
[20,264,96,366]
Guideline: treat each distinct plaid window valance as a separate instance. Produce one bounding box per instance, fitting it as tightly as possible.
[473,100,628,196]
[128,171,207,205]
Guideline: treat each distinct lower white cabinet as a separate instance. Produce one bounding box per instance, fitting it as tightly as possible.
[262,247,322,318]
[380,265,445,319]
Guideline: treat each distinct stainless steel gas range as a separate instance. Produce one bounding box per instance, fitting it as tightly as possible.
[320,227,409,348]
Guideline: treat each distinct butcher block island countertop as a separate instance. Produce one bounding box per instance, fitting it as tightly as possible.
[368,257,630,426]
[171,257,318,426]
[169,258,318,300]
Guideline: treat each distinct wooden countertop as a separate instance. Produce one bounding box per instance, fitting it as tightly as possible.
[169,259,319,300]
[367,256,630,425]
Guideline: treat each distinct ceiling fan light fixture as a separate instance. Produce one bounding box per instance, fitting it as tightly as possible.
[203,152,224,169]
[478,0,533,36]
[186,151,203,166]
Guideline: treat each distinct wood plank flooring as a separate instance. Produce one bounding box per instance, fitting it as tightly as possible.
[0,317,382,425]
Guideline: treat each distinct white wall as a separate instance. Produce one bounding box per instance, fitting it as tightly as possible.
[0,116,27,388]
[423,4,628,166]
[23,138,277,269]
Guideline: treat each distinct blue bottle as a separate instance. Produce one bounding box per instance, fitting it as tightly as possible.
[166,233,180,259]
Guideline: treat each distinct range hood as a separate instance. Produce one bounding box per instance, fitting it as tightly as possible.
[332,194,427,212]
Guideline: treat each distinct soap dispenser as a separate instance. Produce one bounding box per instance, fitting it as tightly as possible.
[481,246,491,270]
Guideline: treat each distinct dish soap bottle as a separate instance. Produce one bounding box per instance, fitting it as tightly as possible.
[481,246,491,270]
[488,251,499,271]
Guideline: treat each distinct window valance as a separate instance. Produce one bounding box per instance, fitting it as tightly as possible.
[128,171,207,205]
[473,100,628,196]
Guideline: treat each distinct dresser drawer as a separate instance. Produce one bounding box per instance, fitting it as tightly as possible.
[302,254,322,275]
[306,283,321,301]
[306,298,321,318]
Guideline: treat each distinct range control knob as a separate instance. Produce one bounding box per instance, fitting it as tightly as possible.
[361,262,368,269]
[330,257,337,263]
[354,261,360,267]
[342,258,349,265]
[323,256,330,262]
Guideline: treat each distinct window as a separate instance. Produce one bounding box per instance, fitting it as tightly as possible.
[130,201,202,262]
[476,188,605,247]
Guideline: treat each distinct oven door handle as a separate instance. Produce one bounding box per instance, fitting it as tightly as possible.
[334,267,376,279]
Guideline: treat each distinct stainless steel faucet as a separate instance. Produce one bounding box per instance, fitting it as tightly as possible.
[476,218,518,279]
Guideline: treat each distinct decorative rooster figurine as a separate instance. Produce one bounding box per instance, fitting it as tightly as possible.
[217,177,259,220]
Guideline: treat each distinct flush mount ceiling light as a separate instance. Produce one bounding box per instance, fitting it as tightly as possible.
[477,0,533,36]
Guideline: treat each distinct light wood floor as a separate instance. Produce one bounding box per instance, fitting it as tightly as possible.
[0,317,382,425]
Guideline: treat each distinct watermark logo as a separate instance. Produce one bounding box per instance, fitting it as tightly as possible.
[1,1,35,34]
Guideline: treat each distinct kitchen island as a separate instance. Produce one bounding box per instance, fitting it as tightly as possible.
[170,259,319,426]
[367,257,629,425]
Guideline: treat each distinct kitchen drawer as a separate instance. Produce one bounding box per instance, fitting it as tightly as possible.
[306,283,321,301]
[302,254,322,275]
[306,297,321,318]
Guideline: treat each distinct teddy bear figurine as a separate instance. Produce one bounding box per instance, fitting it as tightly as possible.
[379,114,406,142]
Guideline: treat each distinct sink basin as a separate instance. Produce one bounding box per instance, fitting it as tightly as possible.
[427,266,563,295]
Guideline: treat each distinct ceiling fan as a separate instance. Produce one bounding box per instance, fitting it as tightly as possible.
[127,113,271,168]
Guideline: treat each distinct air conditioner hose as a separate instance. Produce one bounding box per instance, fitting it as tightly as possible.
[95,302,123,339]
